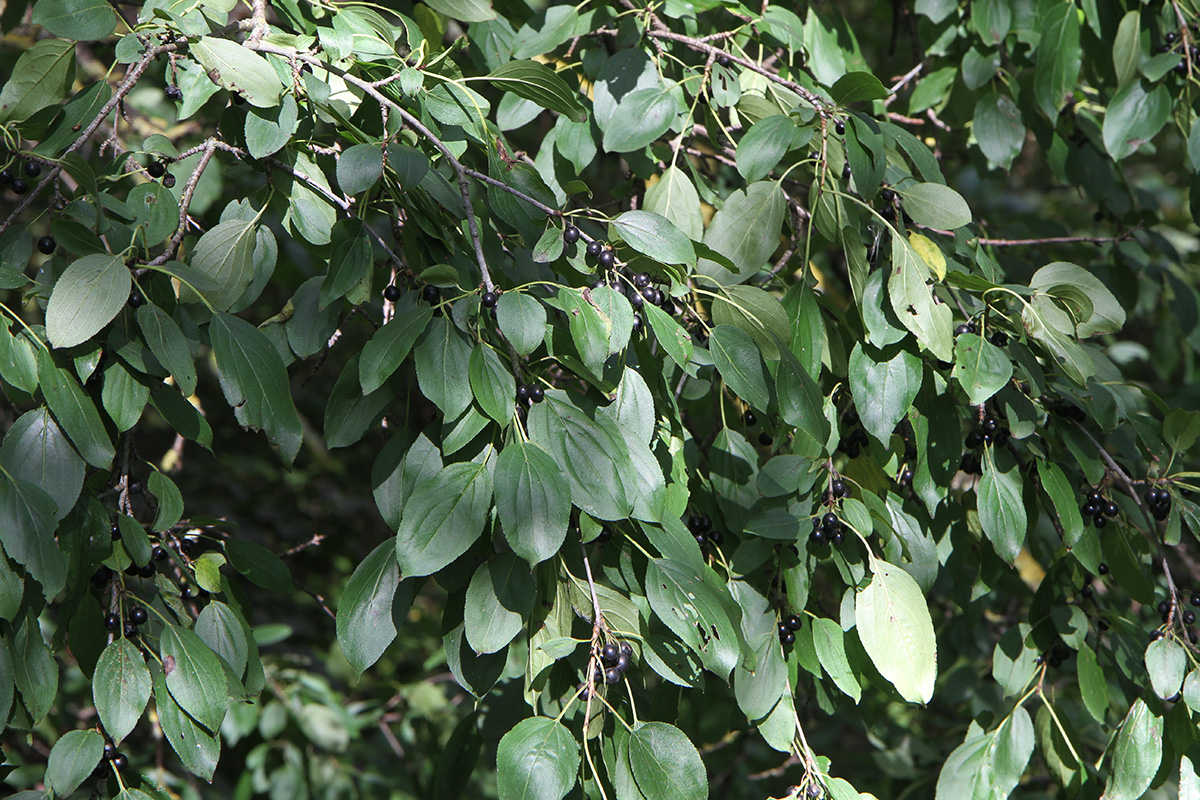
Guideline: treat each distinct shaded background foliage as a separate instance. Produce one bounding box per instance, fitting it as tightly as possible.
[1,0,1200,798]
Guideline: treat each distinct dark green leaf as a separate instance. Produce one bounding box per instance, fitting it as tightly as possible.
[1103,80,1170,161]
[897,183,971,230]
[360,306,434,395]
[337,540,409,675]
[697,181,786,284]
[1033,3,1081,121]
[160,624,228,734]
[225,540,292,593]
[153,672,219,782]
[136,303,197,396]
[320,218,372,309]
[496,717,578,800]
[736,115,795,183]
[414,317,475,422]
[337,143,383,195]
[486,60,585,122]
[978,450,1027,562]
[0,476,66,598]
[1103,700,1161,800]
[0,39,75,124]
[612,210,695,266]
[628,722,707,800]
[465,553,535,654]
[0,407,83,520]
[324,355,392,448]
[848,342,922,444]
[469,344,516,425]
[93,639,151,745]
[710,325,771,412]
[189,37,283,108]
[210,312,303,464]
[494,440,570,566]
[952,334,1012,404]
[395,461,493,577]
[44,729,104,798]
[973,92,1024,170]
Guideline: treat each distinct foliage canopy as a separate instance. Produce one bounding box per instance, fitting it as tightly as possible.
[2,0,1200,798]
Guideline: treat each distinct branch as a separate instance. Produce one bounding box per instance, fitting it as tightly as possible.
[146,138,219,267]
[646,29,831,114]
[0,42,179,237]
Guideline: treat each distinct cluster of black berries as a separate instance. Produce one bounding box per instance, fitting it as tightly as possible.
[105,605,149,638]
[595,641,634,685]
[837,408,868,458]
[1081,487,1120,529]
[165,84,183,100]
[810,512,846,547]
[1160,28,1200,72]
[0,157,42,195]
[687,513,724,547]
[1145,485,1173,521]
[743,409,773,447]
[964,414,1010,450]
[880,188,899,222]
[516,383,545,406]
[778,614,801,646]
[1037,642,1072,669]
[959,452,983,475]
[91,742,129,780]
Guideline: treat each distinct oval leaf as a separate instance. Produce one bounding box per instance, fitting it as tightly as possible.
[45,254,130,349]
[856,558,937,704]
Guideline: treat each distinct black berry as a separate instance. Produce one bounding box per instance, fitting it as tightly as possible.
[37,235,56,254]
[0,168,11,184]
[708,529,723,546]
[786,615,802,631]
[129,606,148,625]
[822,512,839,531]
[586,240,603,259]
[835,119,845,135]
[595,528,613,544]
[631,313,642,332]
[744,410,757,426]
[781,630,795,646]
[604,667,621,684]
[1081,585,1093,599]
[23,161,41,178]
[128,290,146,308]
[1186,611,1196,625]
[597,249,615,270]
[954,324,972,336]
[165,85,182,100]
[1097,562,1109,575]
[383,284,401,302]
[563,225,580,244]
[880,187,895,203]
[601,643,619,665]
[516,384,530,403]
[529,385,545,403]
[1158,600,1171,616]
[989,331,1008,347]
[104,612,120,631]
[616,652,631,672]
[162,173,176,188]
[481,291,497,308]
[147,161,166,178]
[123,622,138,637]
[422,285,440,304]
[152,545,168,561]
[831,478,846,498]
[758,432,772,446]
[110,753,128,770]
[717,54,732,68]
[10,177,28,194]
[634,272,651,288]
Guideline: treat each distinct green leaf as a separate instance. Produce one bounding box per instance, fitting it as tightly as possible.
[889,235,953,361]
[628,722,707,800]
[32,0,115,40]
[644,165,703,240]
[813,616,861,703]
[93,639,151,745]
[0,39,75,124]
[360,307,434,395]
[973,92,1024,170]
[100,360,148,432]
[37,348,114,468]
[245,93,298,159]
[153,672,219,782]
[711,284,791,360]
[395,461,493,577]
[710,325,771,412]
[465,553,535,654]
[160,624,230,734]
[186,219,257,312]
[1165,409,1200,453]
[323,355,391,448]
[1029,261,1126,337]
[1112,11,1140,89]
[337,143,383,195]
[497,292,546,357]
[776,348,830,458]
[896,183,971,230]
[697,181,786,284]
[1145,637,1187,700]
[528,393,631,521]
[0,475,66,599]
[44,729,104,798]
[320,218,372,309]
[45,253,130,349]
[225,540,292,593]
[978,450,1027,562]
[0,407,84,521]
[148,469,183,532]
[496,717,578,800]
[1078,644,1109,722]
[1038,462,1085,548]
[952,333,1012,404]
[856,557,937,704]
[612,210,695,266]
[1103,80,1170,161]
[557,288,611,371]
[993,707,1035,794]
[196,601,249,678]
[494,440,571,566]
[736,115,795,183]
[337,540,410,675]
[848,342,922,445]
[469,344,516,425]
[414,317,475,422]
[486,60,585,122]
[136,303,197,396]
[602,87,677,153]
[645,557,744,680]
[1102,700,1162,800]
[210,313,302,463]
[189,37,283,108]
[830,71,888,104]
[1033,2,1081,121]
[642,301,693,369]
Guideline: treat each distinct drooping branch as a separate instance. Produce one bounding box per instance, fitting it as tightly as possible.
[0,42,179,237]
